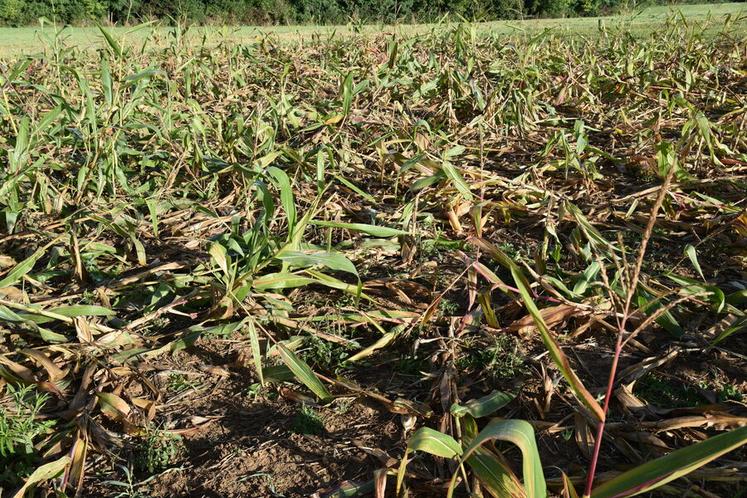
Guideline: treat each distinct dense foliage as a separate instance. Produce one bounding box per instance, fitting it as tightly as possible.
[0,0,732,25]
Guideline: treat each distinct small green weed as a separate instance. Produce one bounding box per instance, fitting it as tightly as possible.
[395,355,429,376]
[167,373,200,394]
[333,397,353,415]
[135,428,185,474]
[302,335,354,372]
[457,335,526,381]
[635,374,706,408]
[438,297,460,317]
[0,384,56,487]
[290,405,325,436]
[718,384,744,403]
[245,382,278,401]
[103,464,154,498]
[421,236,464,257]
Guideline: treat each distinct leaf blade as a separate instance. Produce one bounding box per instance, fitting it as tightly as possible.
[591,426,747,498]
[277,344,331,402]
[462,419,547,498]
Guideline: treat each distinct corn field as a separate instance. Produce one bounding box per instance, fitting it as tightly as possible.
[0,12,746,498]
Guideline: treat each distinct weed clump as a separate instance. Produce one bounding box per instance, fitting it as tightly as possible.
[457,334,526,381]
[0,385,55,487]
[135,428,185,474]
[290,405,325,436]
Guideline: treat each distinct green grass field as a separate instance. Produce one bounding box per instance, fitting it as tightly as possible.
[0,2,745,56]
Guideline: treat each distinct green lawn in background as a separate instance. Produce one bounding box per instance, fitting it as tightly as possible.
[0,2,744,56]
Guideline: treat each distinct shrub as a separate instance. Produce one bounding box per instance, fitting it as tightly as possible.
[0,0,733,26]
[0,0,25,25]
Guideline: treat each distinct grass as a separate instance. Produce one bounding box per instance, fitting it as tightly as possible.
[0,385,55,487]
[0,4,746,497]
[0,3,744,56]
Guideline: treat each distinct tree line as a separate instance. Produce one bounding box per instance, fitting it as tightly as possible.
[0,0,728,26]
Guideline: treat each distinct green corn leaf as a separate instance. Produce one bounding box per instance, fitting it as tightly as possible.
[345,330,397,363]
[693,111,720,165]
[565,202,618,254]
[47,305,115,317]
[146,198,159,237]
[256,151,282,169]
[96,392,131,422]
[460,415,525,498]
[263,365,295,384]
[667,273,725,313]
[209,242,231,278]
[333,174,376,203]
[275,250,358,277]
[398,427,463,494]
[247,319,264,387]
[542,275,582,300]
[709,317,747,347]
[466,449,526,498]
[9,116,30,172]
[684,244,705,280]
[441,160,473,200]
[451,391,515,419]
[133,238,147,266]
[0,305,24,322]
[573,261,601,296]
[124,68,162,83]
[7,58,31,82]
[636,290,683,337]
[408,427,463,458]
[267,167,297,233]
[305,270,364,297]
[101,57,113,106]
[460,419,547,498]
[591,426,747,498]
[311,221,406,237]
[726,289,747,307]
[37,105,63,132]
[98,25,123,58]
[316,149,326,194]
[0,243,51,288]
[277,344,331,402]
[12,456,71,498]
[38,328,69,344]
[445,145,466,158]
[563,472,581,498]
[341,71,354,115]
[411,173,445,192]
[322,480,375,498]
[252,272,316,290]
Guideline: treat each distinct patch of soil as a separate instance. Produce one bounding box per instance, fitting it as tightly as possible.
[86,343,404,498]
[152,402,398,497]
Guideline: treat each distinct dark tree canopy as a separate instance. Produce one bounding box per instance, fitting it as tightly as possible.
[0,0,732,26]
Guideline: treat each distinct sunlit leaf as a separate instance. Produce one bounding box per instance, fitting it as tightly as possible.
[12,456,71,498]
[311,221,406,237]
[277,344,331,402]
[591,426,747,498]
[451,391,515,419]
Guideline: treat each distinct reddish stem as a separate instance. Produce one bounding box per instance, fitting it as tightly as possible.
[583,162,675,497]
[583,332,624,497]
